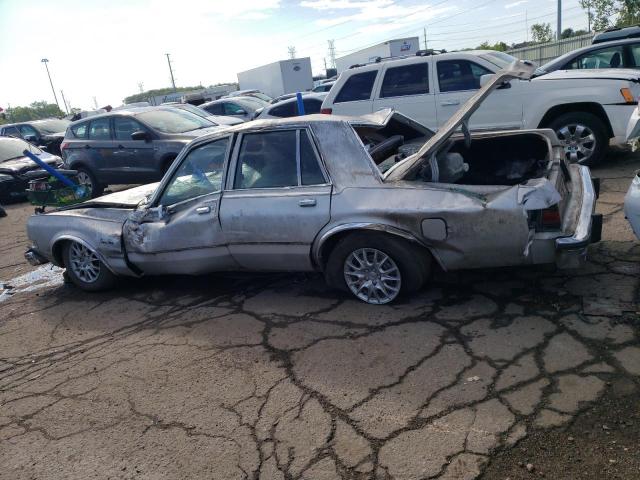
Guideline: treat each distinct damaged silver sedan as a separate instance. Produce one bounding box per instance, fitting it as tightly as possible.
[25,61,602,304]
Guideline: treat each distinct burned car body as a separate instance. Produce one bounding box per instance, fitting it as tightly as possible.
[25,61,601,304]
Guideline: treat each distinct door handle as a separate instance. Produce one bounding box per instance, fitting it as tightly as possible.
[298,198,316,207]
[196,206,211,214]
[117,145,125,149]
[84,144,91,149]
[441,100,460,106]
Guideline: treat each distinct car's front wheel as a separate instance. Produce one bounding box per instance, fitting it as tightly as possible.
[325,232,430,304]
[63,241,116,292]
[548,112,608,166]
[75,167,104,198]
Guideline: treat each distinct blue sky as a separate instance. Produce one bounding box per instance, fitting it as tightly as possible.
[0,0,589,110]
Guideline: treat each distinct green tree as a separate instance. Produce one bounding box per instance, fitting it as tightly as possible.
[580,0,640,30]
[1,101,64,123]
[531,23,554,43]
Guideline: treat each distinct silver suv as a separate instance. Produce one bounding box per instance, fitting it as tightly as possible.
[61,107,224,197]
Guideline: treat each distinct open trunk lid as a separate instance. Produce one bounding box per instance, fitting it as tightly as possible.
[383,60,538,182]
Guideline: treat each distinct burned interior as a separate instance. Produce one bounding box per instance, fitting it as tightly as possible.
[355,120,552,186]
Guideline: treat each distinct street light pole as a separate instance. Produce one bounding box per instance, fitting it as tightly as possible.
[41,59,61,110]
[165,53,176,91]
[557,0,562,41]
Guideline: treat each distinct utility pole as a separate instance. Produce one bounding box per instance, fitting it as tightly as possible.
[60,90,69,114]
[587,2,591,31]
[92,96,98,109]
[328,40,336,69]
[137,81,145,93]
[525,10,529,42]
[40,59,61,110]
[423,27,427,50]
[288,46,297,59]
[165,53,176,91]
[557,0,562,41]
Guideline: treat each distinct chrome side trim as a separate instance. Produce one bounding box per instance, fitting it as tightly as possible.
[556,165,595,250]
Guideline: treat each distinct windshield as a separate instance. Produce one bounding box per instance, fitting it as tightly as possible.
[480,51,519,69]
[173,103,212,118]
[0,137,42,163]
[35,119,70,134]
[136,109,214,134]
[249,92,272,103]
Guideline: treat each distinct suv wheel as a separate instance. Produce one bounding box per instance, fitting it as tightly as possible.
[548,112,608,166]
[62,241,116,292]
[325,232,431,304]
[76,167,104,198]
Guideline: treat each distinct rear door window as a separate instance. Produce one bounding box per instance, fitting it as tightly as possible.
[300,131,326,185]
[88,118,112,140]
[302,98,323,114]
[335,71,378,103]
[18,125,39,139]
[269,102,297,118]
[2,126,21,138]
[224,103,247,115]
[380,63,430,98]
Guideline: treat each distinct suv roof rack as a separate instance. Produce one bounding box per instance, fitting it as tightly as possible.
[348,49,447,69]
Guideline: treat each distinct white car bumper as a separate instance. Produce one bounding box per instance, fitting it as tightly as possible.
[624,171,640,240]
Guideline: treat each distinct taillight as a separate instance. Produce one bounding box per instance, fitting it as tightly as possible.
[320,108,332,114]
[540,206,562,230]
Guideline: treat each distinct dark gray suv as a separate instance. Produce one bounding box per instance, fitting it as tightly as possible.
[61,107,225,197]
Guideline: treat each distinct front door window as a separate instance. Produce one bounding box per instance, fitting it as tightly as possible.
[160,138,229,205]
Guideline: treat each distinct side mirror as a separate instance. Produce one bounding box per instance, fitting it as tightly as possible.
[131,130,149,142]
[236,109,247,115]
[479,74,495,88]
[24,134,38,143]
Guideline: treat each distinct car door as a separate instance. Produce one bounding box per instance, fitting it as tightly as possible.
[435,59,522,130]
[123,137,236,275]
[219,128,331,270]
[330,70,378,116]
[112,116,156,183]
[372,60,437,129]
[86,117,118,182]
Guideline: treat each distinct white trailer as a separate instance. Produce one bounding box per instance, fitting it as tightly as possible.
[335,37,420,73]
[237,58,314,98]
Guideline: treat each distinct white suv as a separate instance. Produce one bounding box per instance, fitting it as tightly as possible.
[321,50,640,165]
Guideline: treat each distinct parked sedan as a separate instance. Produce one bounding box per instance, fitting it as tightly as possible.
[0,137,61,202]
[254,93,327,119]
[161,102,243,126]
[0,119,70,155]
[200,97,266,122]
[61,107,225,197]
[537,38,640,74]
[24,61,601,304]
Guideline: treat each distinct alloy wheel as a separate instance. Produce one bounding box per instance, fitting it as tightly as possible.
[68,242,101,283]
[556,123,596,164]
[343,248,401,304]
[76,171,92,187]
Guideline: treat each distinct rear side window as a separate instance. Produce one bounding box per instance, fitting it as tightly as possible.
[88,118,112,140]
[380,63,429,98]
[224,103,247,115]
[2,126,21,138]
[71,123,88,139]
[204,103,223,115]
[335,71,378,103]
[300,131,325,185]
[302,98,322,114]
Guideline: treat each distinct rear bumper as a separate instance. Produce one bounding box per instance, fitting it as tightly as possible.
[555,165,600,268]
[25,247,49,266]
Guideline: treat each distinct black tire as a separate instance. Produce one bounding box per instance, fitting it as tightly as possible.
[75,166,104,198]
[547,112,608,166]
[62,241,116,292]
[325,232,431,304]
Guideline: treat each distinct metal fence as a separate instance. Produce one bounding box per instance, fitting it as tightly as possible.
[507,33,595,66]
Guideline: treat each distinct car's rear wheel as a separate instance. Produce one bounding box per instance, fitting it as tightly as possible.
[62,241,116,292]
[325,232,430,304]
[548,112,608,166]
[76,167,104,198]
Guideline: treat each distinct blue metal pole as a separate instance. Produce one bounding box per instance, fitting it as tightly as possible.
[22,150,82,193]
[296,92,305,116]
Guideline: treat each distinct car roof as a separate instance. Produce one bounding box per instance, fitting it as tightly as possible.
[341,49,499,72]
[67,106,180,126]
[593,25,640,43]
[540,37,639,70]
[1,118,64,128]
[269,93,327,107]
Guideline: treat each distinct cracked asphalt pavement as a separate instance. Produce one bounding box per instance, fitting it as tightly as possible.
[1,153,639,479]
